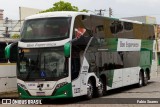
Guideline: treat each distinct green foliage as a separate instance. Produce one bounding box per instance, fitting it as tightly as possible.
[40,0,87,13]
[80,9,89,12]
[11,33,20,39]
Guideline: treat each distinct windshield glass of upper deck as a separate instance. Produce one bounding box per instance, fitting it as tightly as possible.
[21,17,71,42]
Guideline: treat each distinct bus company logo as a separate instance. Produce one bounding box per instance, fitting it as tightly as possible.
[2,99,11,104]
[2,99,42,105]
[26,43,56,48]
[37,83,44,91]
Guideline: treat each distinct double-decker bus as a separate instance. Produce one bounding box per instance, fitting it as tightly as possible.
[6,11,155,99]
[0,37,18,94]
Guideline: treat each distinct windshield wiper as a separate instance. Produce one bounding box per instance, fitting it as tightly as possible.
[44,56,46,71]
[26,58,32,79]
[26,54,40,80]
[36,54,40,71]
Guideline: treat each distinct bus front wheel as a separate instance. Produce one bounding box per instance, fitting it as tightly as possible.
[96,78,106,97]
[85,80,94,100]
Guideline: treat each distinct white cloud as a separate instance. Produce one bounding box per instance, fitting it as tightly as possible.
[107,0,160,23]
[115,0,159,4]
[0,0,160,23]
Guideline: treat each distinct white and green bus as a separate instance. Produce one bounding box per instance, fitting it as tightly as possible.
[0,37,18,94]
[6,11,155,99]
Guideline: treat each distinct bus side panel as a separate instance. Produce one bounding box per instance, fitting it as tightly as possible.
[140,51,151,67]
[122,68,131,86]
[72,57,90,97]
[112,69,123,89]
[130,67,140,84]
[122,67,140,86]
[105,67,140,90]
[72,78,81,97]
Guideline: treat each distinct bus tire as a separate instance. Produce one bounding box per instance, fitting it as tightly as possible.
[143,72,148,86]
[138,71,143,87]
[96,78,105,97]
[85,79,94,100]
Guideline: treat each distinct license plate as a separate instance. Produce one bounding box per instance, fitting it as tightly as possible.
[36,92,45,96]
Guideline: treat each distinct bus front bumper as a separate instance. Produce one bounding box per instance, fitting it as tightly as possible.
[18,83,73,99]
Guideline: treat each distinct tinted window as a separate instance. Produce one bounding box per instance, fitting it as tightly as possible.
[21,17,71,42]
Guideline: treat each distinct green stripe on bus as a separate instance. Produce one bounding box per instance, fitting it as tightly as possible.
[107,70,114,87]
[105,38,118,51]
[18,86,30,98]
[141,40,153,51]
[18,83,73,99]
[53,83,73,97]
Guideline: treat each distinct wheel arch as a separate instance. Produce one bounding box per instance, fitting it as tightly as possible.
[87,76,97,97]
[145,68,150,80]
[100,74,107,86]
[140,68,144,76]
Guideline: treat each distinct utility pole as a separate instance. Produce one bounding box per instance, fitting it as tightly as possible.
[4,17,9,37]
[109,7,113,17]
[95,9,106,16]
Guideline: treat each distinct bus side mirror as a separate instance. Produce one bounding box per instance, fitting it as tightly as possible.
[64,42,70,57]
[5,44,11,59]
[5,42,18,63]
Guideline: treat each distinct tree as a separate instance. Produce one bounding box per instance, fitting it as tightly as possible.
[11,33,20,39]
[40,0,88,13]
[80,9,88,12]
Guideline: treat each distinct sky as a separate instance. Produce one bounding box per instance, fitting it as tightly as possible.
[1,0,160,23]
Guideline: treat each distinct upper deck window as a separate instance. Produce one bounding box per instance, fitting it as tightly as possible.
[21,17,71,42]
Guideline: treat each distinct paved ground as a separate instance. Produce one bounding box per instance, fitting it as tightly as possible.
[0,91,18,98]
[1,104,160,107]
[0,68,160,107]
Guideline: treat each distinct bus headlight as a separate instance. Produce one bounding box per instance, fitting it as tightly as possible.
[55,82,68,90]
[17,83,27,90]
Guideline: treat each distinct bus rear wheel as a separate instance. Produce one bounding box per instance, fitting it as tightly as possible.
[138,72,143,87]
[85,80,94,100]
[143,72,148,86]
[97,79,104,97]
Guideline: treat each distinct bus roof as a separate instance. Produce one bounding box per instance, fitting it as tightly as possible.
[25,11,153,26]
[119,18,143,24]
[25,11,90,20]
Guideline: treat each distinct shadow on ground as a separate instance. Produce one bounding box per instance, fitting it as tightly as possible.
[42,81,156,104]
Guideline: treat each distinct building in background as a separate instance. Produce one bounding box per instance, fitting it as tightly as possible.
[123,16,157,24]
[0,9,4,20]
[19,7,42,21]
[0,7,42,38]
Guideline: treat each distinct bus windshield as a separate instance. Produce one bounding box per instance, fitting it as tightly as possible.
[21,17,71,42]
[17,47,68,81]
